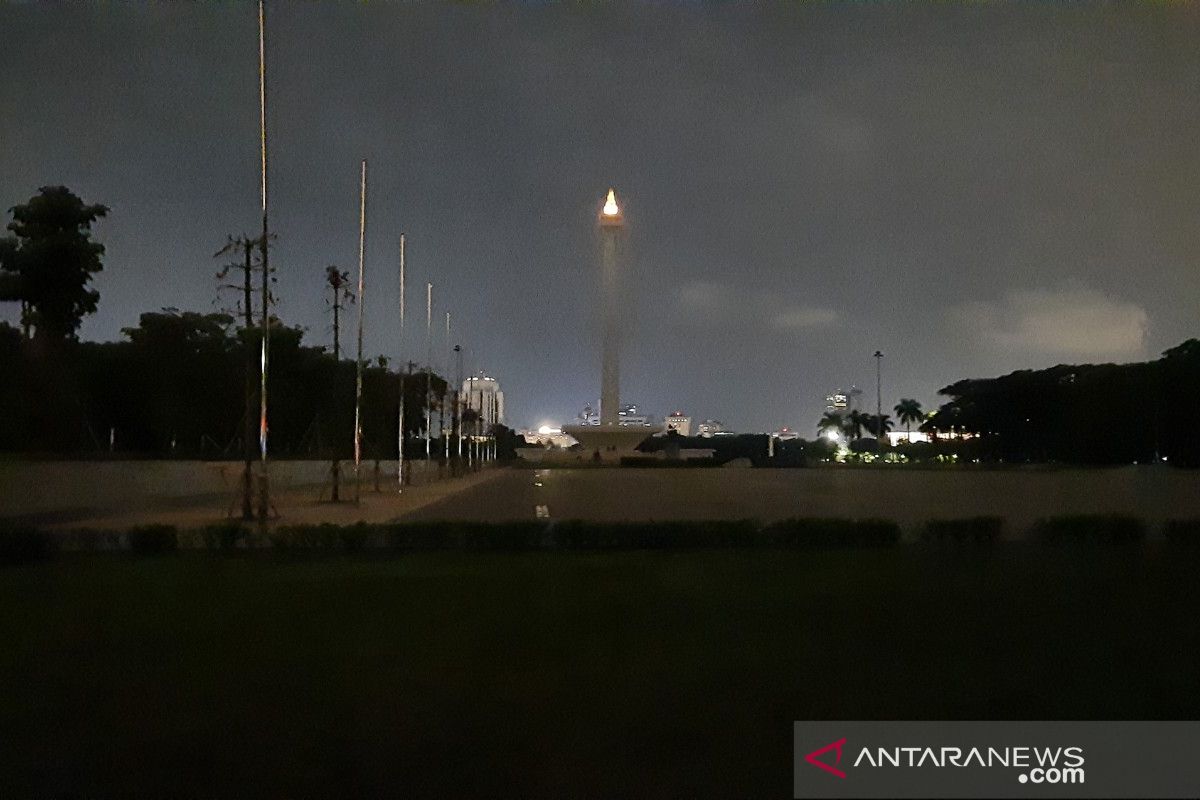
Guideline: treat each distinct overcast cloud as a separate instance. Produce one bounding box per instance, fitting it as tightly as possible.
[2,3,1198,432]
[949,286,1149,365]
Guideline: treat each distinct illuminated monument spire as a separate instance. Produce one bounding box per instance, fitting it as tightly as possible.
[563,188,662,460]
[599,188,622,425]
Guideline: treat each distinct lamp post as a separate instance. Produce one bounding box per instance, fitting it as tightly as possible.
[454,344,463,463]
[874,350,884,446]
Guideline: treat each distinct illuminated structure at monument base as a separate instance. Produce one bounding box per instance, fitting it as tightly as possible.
[561,422,662,462]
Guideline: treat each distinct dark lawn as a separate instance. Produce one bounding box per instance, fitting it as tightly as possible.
[1,546,1198,797]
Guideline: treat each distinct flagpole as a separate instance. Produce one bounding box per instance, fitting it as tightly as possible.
[256,0,271,528]
[353,159,367,505]
[425,282,432,463]
[444,311,451,462]
[397,233,405,493]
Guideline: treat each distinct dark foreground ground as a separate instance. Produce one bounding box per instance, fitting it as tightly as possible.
[2,546,1198,797]
[405,466,1200,534]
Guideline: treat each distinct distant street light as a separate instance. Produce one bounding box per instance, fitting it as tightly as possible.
[874,350,884,445]
[454,344,463,462]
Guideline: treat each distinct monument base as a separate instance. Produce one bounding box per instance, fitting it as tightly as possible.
[561,424,663,463]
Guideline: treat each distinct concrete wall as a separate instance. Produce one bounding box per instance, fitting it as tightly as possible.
[0,459,443,521]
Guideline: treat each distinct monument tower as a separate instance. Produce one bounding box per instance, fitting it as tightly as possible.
[563,188,663,459]
[599,188,622,425]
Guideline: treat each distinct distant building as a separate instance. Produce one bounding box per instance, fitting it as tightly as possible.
[577,401,653,427]
[825,387,865,417]
[617,403,654,427]
[696,419,726,437]
[825,390,849,414]
[576,403,601,426]
[462,373,504,429]
[664,411,692,437]
[887,431,931,446]
[773,427,800,441]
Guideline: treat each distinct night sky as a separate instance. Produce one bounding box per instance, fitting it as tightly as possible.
[3,2,1198,432]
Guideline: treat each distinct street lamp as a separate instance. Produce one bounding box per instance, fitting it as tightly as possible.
[874,350,884,446]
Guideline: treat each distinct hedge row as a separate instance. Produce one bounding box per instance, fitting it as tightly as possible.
[4,515,1199,565]
[267,518,900,553]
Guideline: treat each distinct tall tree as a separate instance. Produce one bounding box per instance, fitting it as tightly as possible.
[216,235,265,519]
[0,186,108,342]
[894,398,923,439]
[866,413,893,437]
[844,410,871,441]
[817,411,843,439]
[323,265,353,502]
[324,265,353,361]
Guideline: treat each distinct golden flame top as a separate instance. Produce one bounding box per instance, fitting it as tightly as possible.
[602,188,620,217]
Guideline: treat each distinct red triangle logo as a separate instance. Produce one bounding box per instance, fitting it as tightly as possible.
[805,737,848,779]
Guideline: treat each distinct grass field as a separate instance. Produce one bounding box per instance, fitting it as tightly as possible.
[2,545,1198,797]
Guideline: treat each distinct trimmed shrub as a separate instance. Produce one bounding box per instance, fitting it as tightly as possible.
[128,525,178,555]
[922,516,1004,544]
[381,521,544,552]
[0,526,56,565]
[200,522,248,552]
[762,518,900,548]
[339,523,371,553]
[61,528,123,553]
[549,520,758,550]
[271,524,343,551]
[1032,515,1144,544]
[1164,519,1200,545]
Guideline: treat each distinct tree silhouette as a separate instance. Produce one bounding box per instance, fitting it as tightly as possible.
[817,411,843,438]
[866,413,893,437]
[844,410,871,440]
[894,398,923,439]
[324,265,354,361]
[0,186,108,343]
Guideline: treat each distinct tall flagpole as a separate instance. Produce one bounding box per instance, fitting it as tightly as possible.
[444,311,451,461]
[256,0,271,528]
[397,234,405,493]
[425,282,432,463]
[354,159,368,505]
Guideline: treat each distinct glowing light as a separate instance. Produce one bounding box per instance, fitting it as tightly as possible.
[537,425,561,435]
[602,188,619,216]
[824,430,840,442]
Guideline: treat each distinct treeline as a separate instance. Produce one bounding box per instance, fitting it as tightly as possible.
[923,340,1200,466]
[0,310,514,459]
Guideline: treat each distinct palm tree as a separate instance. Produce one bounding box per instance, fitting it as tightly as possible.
[894,398,923,441]
[869,413,894,436]
[844,410,871,441]
[817,411,843,439]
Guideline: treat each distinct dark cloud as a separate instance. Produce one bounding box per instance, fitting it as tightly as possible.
[2,2,1198,432]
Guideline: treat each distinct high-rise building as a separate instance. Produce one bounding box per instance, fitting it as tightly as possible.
[461,372,504,429]
[825,390,849,414]
[696,419,726,437]
[664,411,692,436]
